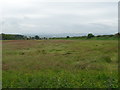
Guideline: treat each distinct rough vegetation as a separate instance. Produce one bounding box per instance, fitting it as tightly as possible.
[2,40,118,88]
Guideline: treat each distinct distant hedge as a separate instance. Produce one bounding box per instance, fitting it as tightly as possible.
[0,33,120,40]
[0,33,25,40]
[50,33,120,40]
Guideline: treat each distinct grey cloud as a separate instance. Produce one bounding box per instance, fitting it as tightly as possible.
[1,2,118,34]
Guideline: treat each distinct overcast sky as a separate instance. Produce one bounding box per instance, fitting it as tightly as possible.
[0,0,118,35]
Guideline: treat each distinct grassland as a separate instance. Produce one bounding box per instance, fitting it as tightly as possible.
[2,40,118,88]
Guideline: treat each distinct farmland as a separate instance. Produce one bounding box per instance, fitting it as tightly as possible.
[2,40,118,88]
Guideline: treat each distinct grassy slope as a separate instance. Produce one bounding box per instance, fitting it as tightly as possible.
[2,40,118,88]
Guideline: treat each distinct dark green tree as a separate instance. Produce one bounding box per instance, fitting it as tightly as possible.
[115,33,120,37]
[66,36,70,38]
[87,33,94,39]
[35,35,40,40]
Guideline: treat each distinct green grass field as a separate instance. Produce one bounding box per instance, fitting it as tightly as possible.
[2,40,118,88]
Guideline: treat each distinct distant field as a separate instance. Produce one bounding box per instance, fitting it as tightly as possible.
[2,40,118,88]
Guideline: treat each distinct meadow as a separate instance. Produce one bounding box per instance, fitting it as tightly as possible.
[2,40,118,88]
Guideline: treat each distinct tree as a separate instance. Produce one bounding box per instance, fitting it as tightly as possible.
[31,37,35,40]
[43,37,46,40]
[35,35,39,40]
[1,33,25,40]
[66,36,70,38]
[87,33,94,39]
[115,33,120,37]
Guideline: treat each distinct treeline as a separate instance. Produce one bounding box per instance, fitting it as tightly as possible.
[0,33,120,40]
[0,33,48,40]
[51,33,120,40]
[1,33,25,40]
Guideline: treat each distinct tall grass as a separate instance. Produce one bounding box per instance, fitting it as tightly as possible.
[2,40,118,88]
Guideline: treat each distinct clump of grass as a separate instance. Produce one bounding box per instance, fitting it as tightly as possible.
[74,63,88,70]
[19,52,25,55]
[49,49,62,53]
[87,64,106,71]
[25,48,30,50]
[42,50,46,54]
[62,52,72,55]
[37,50,41,53]
[102,56,112,63]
